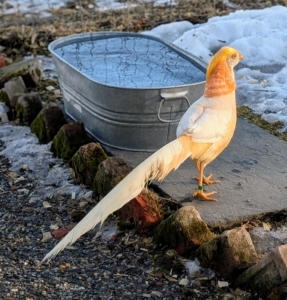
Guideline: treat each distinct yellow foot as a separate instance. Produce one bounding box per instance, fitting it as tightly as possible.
[193,189,217,202]
[194,174,220,185]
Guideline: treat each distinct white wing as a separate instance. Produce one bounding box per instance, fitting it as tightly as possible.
[176,96,233,143]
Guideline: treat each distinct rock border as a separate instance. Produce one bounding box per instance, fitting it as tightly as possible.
[1,56,287,299]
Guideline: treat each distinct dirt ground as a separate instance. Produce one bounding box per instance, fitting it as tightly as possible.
[1,2,287,299]
[1,0,287,59]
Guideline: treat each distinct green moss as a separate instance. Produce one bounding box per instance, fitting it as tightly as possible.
[32,107,67,143]
[51,124,92,161]
[193,236,221,265]
[35,68,42,77]
[236,249,249,263]
[0,58,39,84]
[0,60,30,83]
[71,143,108,186]
[71,210,86,222]
[238,106,287,141]
[152,250,185,275]
[0,89,13,121]
[155,214,214,246]
[16,94,43,125]
[116,220,135,231]
[187,219,212,241]
[49,162,56,169]
[30,113,47,143]
[154,254,183,273]
[0,90,10,107]
[154,207,215,254]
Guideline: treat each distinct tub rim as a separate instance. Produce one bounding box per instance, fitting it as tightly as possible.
[48,31,207,91]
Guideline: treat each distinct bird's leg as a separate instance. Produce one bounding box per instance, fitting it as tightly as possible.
[193,162,217,202]
[194,161,220,185]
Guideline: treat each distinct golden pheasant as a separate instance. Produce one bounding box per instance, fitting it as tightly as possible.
[42,46,243,262]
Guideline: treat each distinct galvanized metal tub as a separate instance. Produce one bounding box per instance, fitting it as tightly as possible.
[49,32,207,152]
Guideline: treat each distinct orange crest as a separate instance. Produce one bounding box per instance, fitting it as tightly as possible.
[204,47,239,97]
[206,47,238,81]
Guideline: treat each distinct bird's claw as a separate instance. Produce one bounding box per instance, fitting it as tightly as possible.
[194,173,220,185]
[193,189,217,202]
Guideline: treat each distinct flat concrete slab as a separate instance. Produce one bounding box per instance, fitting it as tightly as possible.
[105,117,287,228]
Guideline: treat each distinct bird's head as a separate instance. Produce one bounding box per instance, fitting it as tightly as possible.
[204,46,244,97]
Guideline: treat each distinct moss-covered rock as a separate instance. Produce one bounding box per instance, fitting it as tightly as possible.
[92,156,131,198]
[0,57,42,88]
[16,92,43,125]
[50,121,92,161]
[153,249,186,276]
[154,206,215,255]
[71,142,108,187]
[234,245,287,298]
[195,226,258,279]
[30,106,67,143]
[4,76,26,101]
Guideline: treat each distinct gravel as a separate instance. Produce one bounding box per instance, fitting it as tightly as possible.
[0,0,271,296]
[0,127,255,299]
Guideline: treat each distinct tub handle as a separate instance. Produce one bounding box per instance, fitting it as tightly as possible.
[158,91,190,123]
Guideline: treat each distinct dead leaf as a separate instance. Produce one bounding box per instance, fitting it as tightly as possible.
[41,231,52,242]
[46,85,55,91]
[151,292,162,298]
[163,273,178,282]
[59,262,71,270]
[178,278,189,286]
[262,222,271,231]
[43,201,52,208]
[218,280,229,288]
[54,89,61,96]
[124,239,138,246]
[50,224,59,230]
[93,231,102,240]
[59,264,68,270]
[79,200,88,207]
[66,246,77,250]
[7,171,18,179]
[31,32,38,45]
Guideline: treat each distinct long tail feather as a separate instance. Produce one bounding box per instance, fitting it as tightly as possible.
[42,136,192,262]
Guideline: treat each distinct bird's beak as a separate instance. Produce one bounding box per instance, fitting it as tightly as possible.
[239,53,244,60]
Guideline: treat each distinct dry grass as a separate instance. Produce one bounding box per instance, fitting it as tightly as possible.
[1,0,286,58]
[237,106,287,141]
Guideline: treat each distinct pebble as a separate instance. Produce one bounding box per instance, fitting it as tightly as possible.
[178,278,189,286]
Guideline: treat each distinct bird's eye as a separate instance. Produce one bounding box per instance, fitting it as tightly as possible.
[231,53,237,59]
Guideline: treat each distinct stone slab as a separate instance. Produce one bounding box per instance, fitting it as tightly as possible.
[104,117,287,228]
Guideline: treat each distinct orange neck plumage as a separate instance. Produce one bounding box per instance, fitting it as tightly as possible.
[204,60,236,98]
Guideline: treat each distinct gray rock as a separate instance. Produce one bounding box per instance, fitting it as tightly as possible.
[30,106,67,143]
[92,156,131,198]
[234,244,287,298]
[154,206,215,255]
[195,226,258,279]
[16,92,43,125]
